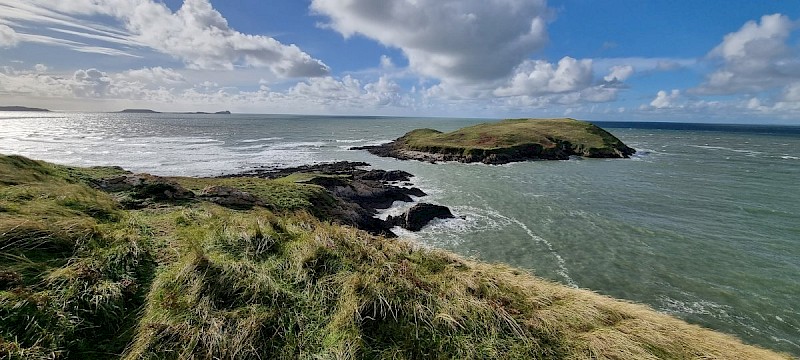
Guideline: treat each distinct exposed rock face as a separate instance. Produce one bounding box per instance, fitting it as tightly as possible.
[201,186,267,209]
[225,162,444,237]
[354,140,635,165]
[94,162,455,237]
[388,203,454,231]
[95,174,195,203]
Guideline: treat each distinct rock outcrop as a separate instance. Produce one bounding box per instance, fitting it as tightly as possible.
[388,203,455,231]
[200,185,267,209]
[95,174,194,208]
[226,162,445,237]
[93,162,455,236]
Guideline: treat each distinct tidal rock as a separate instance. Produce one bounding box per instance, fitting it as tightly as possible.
[389,203,454,231]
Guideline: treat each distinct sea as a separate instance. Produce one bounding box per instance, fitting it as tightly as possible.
[1,112,799,355]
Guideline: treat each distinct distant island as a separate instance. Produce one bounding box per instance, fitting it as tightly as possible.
[0,106,50,112]
[118,109,231,115]
[119,108,160,113]
[354,118,635,164]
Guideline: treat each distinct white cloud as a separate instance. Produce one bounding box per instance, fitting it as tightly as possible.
[34,64,48,73]
[380,55,394,69]
[604,65,634,82]
[710,14,792,60]
[649,89,681,109]
[781,82,800,102]
[696,14,799,94]
[419,56,628,109]
[311,0,549,83]
[0,24,18,47]
[578,86,619,103]
[288,75,407,108]
[72,69,113,97]
[494,57,593,97]
[0,0,330,77]
[119,67,186,85]
[746,97,766,111]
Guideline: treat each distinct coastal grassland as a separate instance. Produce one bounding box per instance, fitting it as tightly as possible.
[172,175,338,215]
[398,118,633,159]
[0,154,791,359]
[0,155,153,358]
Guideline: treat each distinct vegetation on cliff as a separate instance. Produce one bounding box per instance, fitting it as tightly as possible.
[0,154,789,359]
[357,118,636,164]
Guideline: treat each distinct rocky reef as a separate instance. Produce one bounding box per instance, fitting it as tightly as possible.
[225,161,447,236]
[354,118,636,164]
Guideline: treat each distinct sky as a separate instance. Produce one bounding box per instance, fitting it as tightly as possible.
[0,0,799,123]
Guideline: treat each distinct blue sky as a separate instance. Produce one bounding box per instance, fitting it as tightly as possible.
[0,0,799,123]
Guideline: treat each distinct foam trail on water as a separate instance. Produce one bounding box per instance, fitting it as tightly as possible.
[500,215,577,288]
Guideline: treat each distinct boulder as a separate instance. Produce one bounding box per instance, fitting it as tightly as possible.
[389,203,454,231]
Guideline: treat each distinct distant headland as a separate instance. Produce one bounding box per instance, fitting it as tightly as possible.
[0,106,51,112]
[354,118,635,164]
[118,109,231,114]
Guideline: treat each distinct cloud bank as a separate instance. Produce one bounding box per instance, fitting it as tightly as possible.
[0,0,329,77]
[312,0,549,84]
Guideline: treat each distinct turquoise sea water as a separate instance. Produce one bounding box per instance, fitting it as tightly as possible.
[1,112,799,355]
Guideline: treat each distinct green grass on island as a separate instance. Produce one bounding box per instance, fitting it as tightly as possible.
[0,154,791,359]
[395,118,635,162]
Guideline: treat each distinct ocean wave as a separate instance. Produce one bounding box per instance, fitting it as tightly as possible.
[415,206,578,290]
[505,216,577,288]
[690,145,764,157]
[333,139,367,143]
[361,139,392,147]
[269,141,325,150]
[658,295,732,318]
[240,137,284,143]
[412,205,513,245]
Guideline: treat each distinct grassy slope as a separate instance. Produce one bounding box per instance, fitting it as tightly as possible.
[0,155,790,359]
[400,118,631,157]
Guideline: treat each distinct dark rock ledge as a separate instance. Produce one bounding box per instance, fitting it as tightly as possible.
[224,162,453,236]
[92,162,456,237]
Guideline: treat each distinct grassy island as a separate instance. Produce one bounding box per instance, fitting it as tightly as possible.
[0,154,789,359]
[356,118,635,164]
